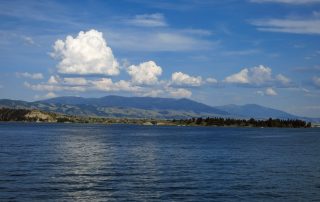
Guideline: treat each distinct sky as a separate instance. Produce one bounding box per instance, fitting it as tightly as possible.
[0,0,320,117]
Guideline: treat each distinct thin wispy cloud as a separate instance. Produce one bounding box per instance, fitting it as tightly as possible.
[105,29,216,52]
[125,13,167,27]
[222,49,260,56]
[22,36,35,45]
[16,72,44,80]
[0,0,78,26]
[294,66,320,72]
[251,18,320,35]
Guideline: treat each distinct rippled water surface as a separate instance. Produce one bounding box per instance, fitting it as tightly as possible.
[1,123,320,201]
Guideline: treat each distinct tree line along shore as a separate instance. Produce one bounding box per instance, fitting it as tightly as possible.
[0,108,312,128]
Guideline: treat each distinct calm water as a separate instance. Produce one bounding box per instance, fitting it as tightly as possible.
[0,123,320,201]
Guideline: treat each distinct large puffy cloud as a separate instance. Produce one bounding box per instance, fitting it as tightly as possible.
[51,29,119,75]
[171,72,202,86]
[224,65,274,85]
[127,61,162,85]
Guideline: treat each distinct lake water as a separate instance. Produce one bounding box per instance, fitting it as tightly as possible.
[0,123,320,201]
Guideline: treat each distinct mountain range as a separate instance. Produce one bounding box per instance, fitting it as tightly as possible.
[0,95,318,122]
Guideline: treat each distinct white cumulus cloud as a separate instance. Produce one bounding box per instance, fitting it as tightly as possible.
[51,29,119,75]
[224,65,272,85]
[265,87,278,96]
[171,72,203,86]
[127,61,162,85]
[250,65,272,84]
[224,68,250,84]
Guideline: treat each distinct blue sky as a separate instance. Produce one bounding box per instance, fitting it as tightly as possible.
[0,0,320,117]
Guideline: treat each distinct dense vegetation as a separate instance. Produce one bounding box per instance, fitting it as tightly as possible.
[173,117,311,128]
[0,108,30,121]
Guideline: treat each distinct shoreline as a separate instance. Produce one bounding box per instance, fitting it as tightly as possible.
[0,120,315,129]
[0,108,313,128]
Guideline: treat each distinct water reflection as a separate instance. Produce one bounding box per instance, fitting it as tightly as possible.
[53,126,114,200]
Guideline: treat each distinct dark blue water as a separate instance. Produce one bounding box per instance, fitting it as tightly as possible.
[0,123,320,201]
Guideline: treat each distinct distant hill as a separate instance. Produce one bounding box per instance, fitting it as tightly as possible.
[0,95,318,121]
[0,96,228,119]
[41,95,228,115]
[215,104,299,119]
